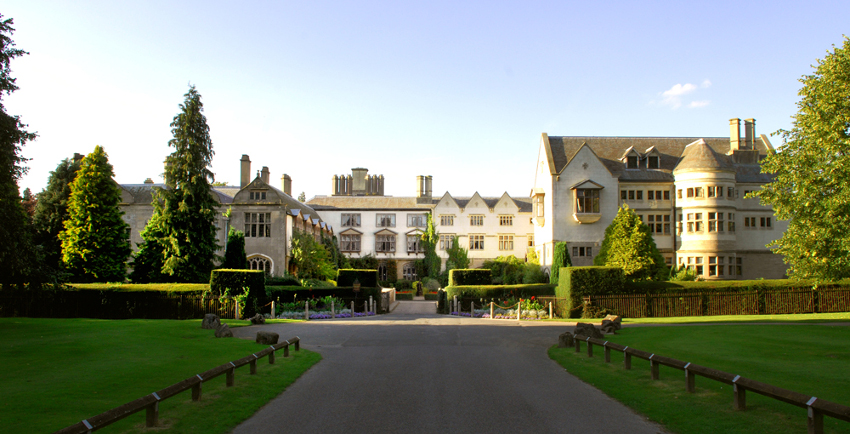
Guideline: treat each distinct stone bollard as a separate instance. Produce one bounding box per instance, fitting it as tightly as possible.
[331,301,335,319]
[304,303,309,321]
[517,299,521,321]
[549,302,553,319]
[490,301,494,319]
[351,301,354,317]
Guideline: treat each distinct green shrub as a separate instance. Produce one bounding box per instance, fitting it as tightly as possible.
[449,269,492,286]
[395,292,414,300]
[549,242,572,284]
[266,274,300,286]
[444,283,556,301]
[66,283,209,293]
[557,266,625,318]
[209,269,266,319]
[337,269,378,287]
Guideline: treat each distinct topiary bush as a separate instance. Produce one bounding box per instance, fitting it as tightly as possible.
[337,269,378,288]
[556,266,625,318]
[449,269,492,286]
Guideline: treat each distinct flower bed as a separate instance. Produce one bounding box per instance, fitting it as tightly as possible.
[448,308,550,320]
[275,309,376,320]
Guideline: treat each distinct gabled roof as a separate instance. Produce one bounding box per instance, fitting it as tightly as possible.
[570,179,605,190]
[120,183,233,205]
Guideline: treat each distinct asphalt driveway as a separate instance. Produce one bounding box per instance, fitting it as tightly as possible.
[230,301,665,433]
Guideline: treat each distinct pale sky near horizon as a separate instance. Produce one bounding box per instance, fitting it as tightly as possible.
[4,1,849,200]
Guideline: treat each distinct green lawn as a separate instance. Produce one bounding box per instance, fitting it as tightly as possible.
[0,318,318,433]
[550,323,850,434]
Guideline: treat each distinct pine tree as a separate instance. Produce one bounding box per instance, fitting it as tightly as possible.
[0,15,38,288]
[138,85,220,283]
[594,204,666,281]
[59,146,131,282]
[32,157,81,269]
[221,228,247,269]
[753,37,850,281]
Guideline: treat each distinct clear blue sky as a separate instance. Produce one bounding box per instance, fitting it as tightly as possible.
[5,1,849,199]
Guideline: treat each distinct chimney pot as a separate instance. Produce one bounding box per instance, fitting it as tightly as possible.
[282,174,292,196]
[729,118,741,151]
[261,166,270,184]
[240,155,251,188]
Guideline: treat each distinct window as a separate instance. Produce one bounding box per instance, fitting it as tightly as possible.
[677,213,683,234]
[686,213,703,233]
[247,256,270,274]
[728,187,735,198]
[572,246,592,257]
[647,215,663,234]
[376,234,396,253]
[407,213,427,227]
[341,213,361,227]
[439,234,454,250]
[376,214,396,227]
[576,189,600,213]
[708,187,716,198]
[340,234,361,252]
[736,257,743,275]
[677,189,683,199]
[402,262,417,281]
[498,235,514,251]
[470,215,484,226]
[534,194,544,218]
[621,190,642,202]
[627,156,638,169]
[718,212,724,232]
[249,191,267,200]
[744,217,756,228]
[469,235,484,250]
[440,215,454,226]
[647,156,660,169]
[728,213,736,232]
[499,215,513,226]
[377,263,388,281]
[648,190,665,201]
[695,187,704,198]
[709,256,724,276]
[245,212,271,237]
[760,217,772,228]
[687,188,694,198]
[407,235,424,253]
[708,212,717,232]
[528,234,534,247]
[695,213,703,231]
[664,190,671,200]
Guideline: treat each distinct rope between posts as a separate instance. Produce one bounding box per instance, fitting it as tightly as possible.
[489,302,520,310]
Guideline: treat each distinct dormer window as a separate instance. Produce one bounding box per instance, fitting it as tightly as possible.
[249,191,267,200]
[647,156,660,169]
[627,156,639,169]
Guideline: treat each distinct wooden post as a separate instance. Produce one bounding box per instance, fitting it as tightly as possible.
[146,396,160,427]
[549,301,552,319]
[808,399,824,434]
[650,355,659,380]
[684,363,695,393]
[283,342,290,357]
[305,302,309,320]
[490,301,494,319]
[269,346,275,364]
[733,376,746,410]
[250,357,257,375]
[235,302,240,320]
[331,301,335,319]
[470,301,474,317]
[517,299,522,321]
[226,365,235,386]
[604,342,611,363]
[351,301,354,316]
[295,338,300,351]
[586,337,593,357]
[574,339,581,353]
[624,347,632,370]
[192,376,202,401]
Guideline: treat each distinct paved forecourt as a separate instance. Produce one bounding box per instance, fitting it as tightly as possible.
[231,301,665,434]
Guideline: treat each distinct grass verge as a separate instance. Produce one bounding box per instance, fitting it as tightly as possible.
[0,318,318,433]
[549,324,850,434]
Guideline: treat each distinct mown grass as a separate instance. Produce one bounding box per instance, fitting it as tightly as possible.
[547,312,850,324]
[550,324,850,434]
[0,318,318,433]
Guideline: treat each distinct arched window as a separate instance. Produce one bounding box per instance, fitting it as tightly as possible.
[247,256,271,274]
[377,262,388,281]
[402,262,417,281]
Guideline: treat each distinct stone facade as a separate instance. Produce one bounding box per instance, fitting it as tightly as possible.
[531,118,788,280]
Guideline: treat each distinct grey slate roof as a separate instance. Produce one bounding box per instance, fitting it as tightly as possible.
[121,184,234,204]
[307,196,436,210]
[674,140,736,173]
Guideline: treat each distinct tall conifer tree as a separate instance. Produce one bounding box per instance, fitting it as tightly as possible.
[136,85,219,282]
[594,204,666,281]
[59,146,130,282]
[0,15,38,287]
[33,157,81,270]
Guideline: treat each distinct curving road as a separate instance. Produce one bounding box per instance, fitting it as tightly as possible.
[230,301,665,433]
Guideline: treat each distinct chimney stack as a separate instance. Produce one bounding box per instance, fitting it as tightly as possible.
[744,118,756,147]
[260,166,270,184]
[240,155,251,188]
[144,178,154,184]
[73,153,84,164]
[425,175,432,197]
[729,118,741,151]
[416,175,424,197]
[282,174,292,196]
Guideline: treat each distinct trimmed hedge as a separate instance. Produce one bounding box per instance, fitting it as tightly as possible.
[209,269,266,319]
[337,269,379,288]
[557,266,625,318]
[444,283,556,301]
[66,283,209,293]
[449,269,492,286]
[624,279,846,294]
[265,275,300,286]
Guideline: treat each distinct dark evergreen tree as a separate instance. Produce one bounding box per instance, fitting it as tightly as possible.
[136,85,219,282]
[549,242,572,283]
[421,214,440,278]
[59,146,131,282]
[594,204,666,281]
[0,15,38,288]
[32,157,81,270]
[221,228,247,269]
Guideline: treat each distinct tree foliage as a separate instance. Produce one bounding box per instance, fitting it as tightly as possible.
[33,157,81,270]
[594,204,666,281]
[549,241,572,283]
[445,236,470,271]
[290,229,335,280]
[421,213,440,278]
[297,192,306,202]
[220,228,247,269]
[0,15,39,287]
[753,37,850,281]
[59,146,131,282]
[135,85,219,282]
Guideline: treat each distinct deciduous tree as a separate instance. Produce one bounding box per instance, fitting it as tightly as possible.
[753,37,850,281]
[0,15,38,287]
[594,204,666,281]
[59,146,131,282]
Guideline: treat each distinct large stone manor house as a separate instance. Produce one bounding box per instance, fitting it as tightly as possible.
[531,118,788,280]
[119,155,333,277]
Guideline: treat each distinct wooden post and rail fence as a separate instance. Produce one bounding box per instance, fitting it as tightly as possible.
[571,333,850,434]
[53,337,302,434]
